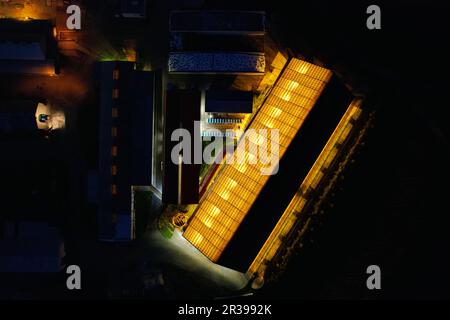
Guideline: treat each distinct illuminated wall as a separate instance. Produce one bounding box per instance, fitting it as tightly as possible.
[247,99,363,276]
[183,58,333,261]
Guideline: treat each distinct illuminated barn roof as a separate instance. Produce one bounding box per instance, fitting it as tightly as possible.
[183,58,333,261]
[248,99,363,276]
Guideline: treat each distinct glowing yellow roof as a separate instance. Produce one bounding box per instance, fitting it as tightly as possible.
[183,58,333,261]
[248,99,363,276]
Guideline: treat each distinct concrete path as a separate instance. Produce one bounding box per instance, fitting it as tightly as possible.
[142,228,249,293]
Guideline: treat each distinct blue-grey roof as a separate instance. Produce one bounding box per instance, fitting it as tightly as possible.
[168,52,265,73]
[0,19,56,74]
[0,41,46,60]
[114,214,131,240]
[0,59,55,75]
[121,0,147,17]
[0,222,62,272]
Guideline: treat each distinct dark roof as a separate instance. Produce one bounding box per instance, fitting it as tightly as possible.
[170,33,265,53]
[97,61,154,240]
[120,0,147,17]
[0,19,53,37]
[0,100,38,112]
[170,10,265,34]
[115,214,131,240]
[0,41,46,60]
[205,90,253,113]
[0,60,55,74]
[0,100,38,133]
[163,89,201,204]
[0,19,56,74]
[0,221,62,272]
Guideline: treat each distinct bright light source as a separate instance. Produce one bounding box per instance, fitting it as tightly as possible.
[211,205,220,216]
[192,233,203,246]
[227,178,237,189]
[281,93,291,101]
[297,64,309,74]
[271,107,282,117]
[219,190,230,200]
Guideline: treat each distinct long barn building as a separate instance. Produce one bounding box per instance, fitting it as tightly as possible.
[183,58,363,273]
